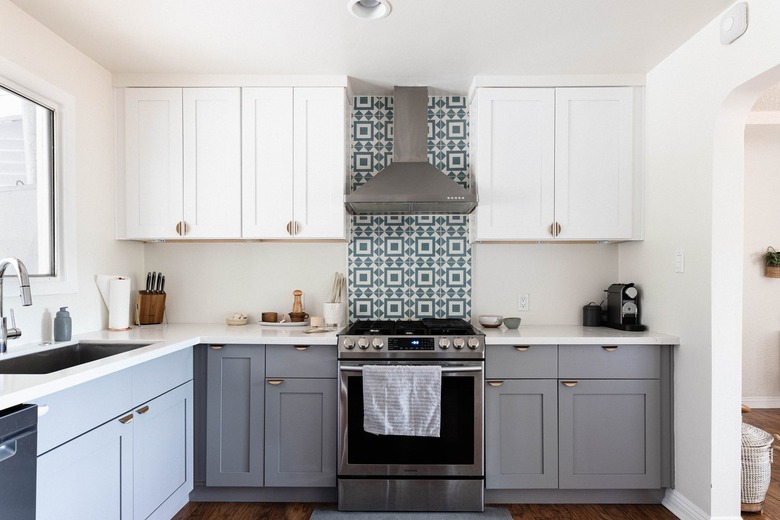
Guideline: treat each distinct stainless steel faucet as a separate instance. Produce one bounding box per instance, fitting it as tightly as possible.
[0,257,33,354]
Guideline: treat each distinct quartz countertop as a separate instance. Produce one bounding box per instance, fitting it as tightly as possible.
[0,323,341,409]
[0,322,678,410]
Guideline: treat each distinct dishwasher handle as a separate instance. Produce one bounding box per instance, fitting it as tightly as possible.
[339,365,482,373]
[0,440,17,463]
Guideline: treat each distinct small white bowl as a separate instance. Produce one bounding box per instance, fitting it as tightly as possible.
[478,315,503,328]
[226,317,248,326]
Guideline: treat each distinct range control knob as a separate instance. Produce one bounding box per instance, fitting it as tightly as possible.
[357,337,370,350]
[453,337,465,350]
[343,337,355,350]
[372,338,384,350]
[467,337,481,350]
[439,338,451,349]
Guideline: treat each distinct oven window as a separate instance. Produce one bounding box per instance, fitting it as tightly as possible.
[346,375,475,465]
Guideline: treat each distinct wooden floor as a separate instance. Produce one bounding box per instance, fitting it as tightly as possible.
[741,408,780,519]
[173,502,678,520]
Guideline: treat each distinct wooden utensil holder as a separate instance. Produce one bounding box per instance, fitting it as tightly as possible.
[136,292,166,325]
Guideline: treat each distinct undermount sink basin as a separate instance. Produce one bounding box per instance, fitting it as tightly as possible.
[0,343,152,374]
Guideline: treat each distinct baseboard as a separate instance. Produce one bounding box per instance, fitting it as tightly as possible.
[662,489,710,520]
[741,396,780,409]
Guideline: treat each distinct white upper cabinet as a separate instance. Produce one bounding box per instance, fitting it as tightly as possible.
[242,87,347,239]
[472,86,641,241]
[121,87,241,240]
[123,88,184,240]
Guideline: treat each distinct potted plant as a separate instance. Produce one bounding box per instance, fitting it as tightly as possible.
[766,247,780,278]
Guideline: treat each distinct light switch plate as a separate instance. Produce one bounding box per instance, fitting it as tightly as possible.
[720,2,748,45]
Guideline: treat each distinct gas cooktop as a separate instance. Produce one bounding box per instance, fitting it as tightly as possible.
[338,318,485,359]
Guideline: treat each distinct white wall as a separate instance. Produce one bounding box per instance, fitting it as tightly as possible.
[472,243,619,324]
[143,242,347,323]
[0,0,144,346]
[742,124,780,406]
[619,1,780,517]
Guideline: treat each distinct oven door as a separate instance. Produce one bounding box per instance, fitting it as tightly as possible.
[338,360,484,478]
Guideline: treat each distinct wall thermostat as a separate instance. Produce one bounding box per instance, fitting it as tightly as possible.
[720,2,748,45]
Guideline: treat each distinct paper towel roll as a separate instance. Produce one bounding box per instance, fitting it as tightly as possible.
[96,275,132,331]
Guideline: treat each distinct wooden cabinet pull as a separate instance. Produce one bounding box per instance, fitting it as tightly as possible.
[561,381,578,387]
[549,222,562,237]
[286,221,293,236]
[294,345,309,351]
[175,221,188,236]
[487,381,504,387]
[267,380,284,385]
[136,405,150,415]
[210,345,225,350]
[602,346,618,352]
[118,414,134,424]
[294,221,301,235]
[556,222,562,236]
[514,346,530,351]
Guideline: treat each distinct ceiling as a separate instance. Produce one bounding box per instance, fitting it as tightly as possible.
[10,0,735,94]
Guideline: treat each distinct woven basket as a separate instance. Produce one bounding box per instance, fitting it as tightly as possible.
[741,423,774,511]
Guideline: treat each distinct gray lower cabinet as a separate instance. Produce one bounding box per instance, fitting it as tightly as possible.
[485,378,558,488]
[264,344,338,487]
[205,344,265,486]
[36,380,193,520]
[264,377,337,487]
[558,378,660,489]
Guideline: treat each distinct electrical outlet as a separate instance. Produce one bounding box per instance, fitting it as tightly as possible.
[518,293,529,311]
[674,249,685,273]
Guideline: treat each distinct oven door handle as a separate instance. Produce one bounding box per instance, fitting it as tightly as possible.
[339,365,482,373]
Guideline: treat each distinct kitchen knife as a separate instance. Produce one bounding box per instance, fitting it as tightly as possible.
[150,272,157,294]
[145,272,152,294]
[155,273,163,293]
[160,275,165,294]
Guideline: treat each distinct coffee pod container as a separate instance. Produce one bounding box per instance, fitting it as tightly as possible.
[582,302,602,327]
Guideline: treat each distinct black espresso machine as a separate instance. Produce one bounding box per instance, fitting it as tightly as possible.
[603,283,647,331]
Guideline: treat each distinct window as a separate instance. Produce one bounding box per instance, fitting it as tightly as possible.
[0,85,55,276]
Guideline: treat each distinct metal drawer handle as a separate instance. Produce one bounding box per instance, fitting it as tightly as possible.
[561,381,578,387]
[267,380,284,385]
[487,381,504,387]
[118,414,134,424]
[514,346,530,351]
[210,345,225,350]
[602,346,618,352]
[339,366,482,373]
[294,345,309,351]
[0,440,17,463]
[136,405,150,415]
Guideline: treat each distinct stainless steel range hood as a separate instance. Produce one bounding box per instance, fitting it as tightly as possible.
[345,87,477,215]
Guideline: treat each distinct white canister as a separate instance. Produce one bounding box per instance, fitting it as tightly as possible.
[323,302,346,328]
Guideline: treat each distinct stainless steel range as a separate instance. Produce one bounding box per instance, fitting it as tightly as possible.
[337,319,485,512]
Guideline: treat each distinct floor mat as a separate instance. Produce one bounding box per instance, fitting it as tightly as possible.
[310,506,512,519]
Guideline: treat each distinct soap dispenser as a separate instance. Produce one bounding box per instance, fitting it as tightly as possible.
[53,307,72,342]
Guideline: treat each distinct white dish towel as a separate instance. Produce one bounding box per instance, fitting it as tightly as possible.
[362,364,442,437]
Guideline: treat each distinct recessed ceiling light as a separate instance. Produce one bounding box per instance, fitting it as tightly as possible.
[347,0,392,20]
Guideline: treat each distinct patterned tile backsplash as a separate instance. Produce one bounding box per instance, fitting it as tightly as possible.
[348,96,472,321]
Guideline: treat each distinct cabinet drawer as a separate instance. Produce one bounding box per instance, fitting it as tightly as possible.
[32,370,133,455]
[266,345,337,378]
[558,344,660,379]
[486,345,557,379]
[132,348,193,405]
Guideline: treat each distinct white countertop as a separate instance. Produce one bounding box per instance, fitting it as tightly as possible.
[478,325,680,345]
[0,323,340,409]
[0,323,678,410]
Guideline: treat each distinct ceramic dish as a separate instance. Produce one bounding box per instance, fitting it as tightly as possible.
[478,315,503,327]
[226,317,248,326]
[259,321,310,327]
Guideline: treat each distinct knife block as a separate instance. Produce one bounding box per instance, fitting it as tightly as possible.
[135,292,166,325]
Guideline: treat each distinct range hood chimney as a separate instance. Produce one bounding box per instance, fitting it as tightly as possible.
[344,86,477,215]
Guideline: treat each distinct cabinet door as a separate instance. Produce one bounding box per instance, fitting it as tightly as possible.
[37,413,133,520]
[133,381,193,520]
[292,88,347,239]
[124,88,183,240]
[485,379,558,489]
[182,88,241,238]
[554,87,634,240]
[242,88,295,238]
[473,88,555,240]
[264,378,337,487]
[558,379,660,489]
[206,344,265,486]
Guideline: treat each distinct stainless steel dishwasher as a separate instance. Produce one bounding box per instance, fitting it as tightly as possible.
[0,404,37,519]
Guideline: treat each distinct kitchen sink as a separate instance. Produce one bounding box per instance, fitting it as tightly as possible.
[0,342,152,374]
